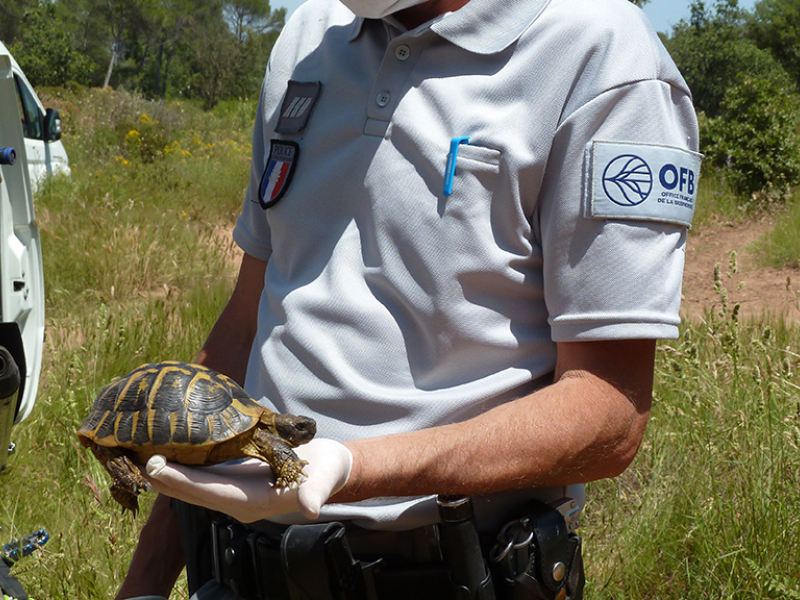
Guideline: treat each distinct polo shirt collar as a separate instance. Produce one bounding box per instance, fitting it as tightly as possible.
[431,0,551,54]
[348,0,551,54]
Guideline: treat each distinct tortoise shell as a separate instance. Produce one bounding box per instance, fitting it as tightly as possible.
[79,362,268,461]
[78,361,315,462]
[77,361,316,512]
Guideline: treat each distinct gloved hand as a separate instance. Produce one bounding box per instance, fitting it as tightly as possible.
[144,438,353,523]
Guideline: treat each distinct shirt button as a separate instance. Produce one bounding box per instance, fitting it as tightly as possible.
[376,92,391,107]
[395,45,411,61]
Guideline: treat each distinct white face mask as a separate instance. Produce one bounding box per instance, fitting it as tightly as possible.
[338,0,428,19]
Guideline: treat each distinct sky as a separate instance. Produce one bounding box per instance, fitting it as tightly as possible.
[271,0,759,34]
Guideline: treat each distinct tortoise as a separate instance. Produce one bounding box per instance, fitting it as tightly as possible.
[77,361,316,514]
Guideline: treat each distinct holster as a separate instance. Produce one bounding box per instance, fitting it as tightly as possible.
[282,522,372,600]
[210,520,373,600]
[491,500,584,600]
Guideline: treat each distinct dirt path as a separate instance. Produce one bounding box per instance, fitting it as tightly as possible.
[682,215,800,322]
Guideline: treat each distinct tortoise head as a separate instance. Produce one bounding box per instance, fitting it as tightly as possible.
[270,413,317,447]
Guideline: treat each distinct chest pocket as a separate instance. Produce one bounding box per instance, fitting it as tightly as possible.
[443,142,502,209]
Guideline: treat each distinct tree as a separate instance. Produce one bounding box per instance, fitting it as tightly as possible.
[665,0,800,198]
[9,1,95,87]
[225,0,285,43]
[93,0,154,88]
[182,0,283,107]
[58,0,117,87]
[748,0,800,88]
[0,0,39,43]
[141,0,195,98]
[665,0,785,118]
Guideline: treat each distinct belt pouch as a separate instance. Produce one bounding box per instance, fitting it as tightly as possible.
[250,531,291,600]
[280,522,367,600]
[508,501,576,600]
[212,520,263,600]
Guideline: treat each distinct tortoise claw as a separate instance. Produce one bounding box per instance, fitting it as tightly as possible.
[273,459,308,489]
[110,485,140,516]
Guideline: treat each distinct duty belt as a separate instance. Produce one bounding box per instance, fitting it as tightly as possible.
[192,496,584,600]
[210,497,496,600]
[212,521,497,600]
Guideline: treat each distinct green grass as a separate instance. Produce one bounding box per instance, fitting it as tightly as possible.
[751,192,800,269]
[693,169,745,227]
[0,87,250,599]
[584,291,800,598]
[1,87,798,598]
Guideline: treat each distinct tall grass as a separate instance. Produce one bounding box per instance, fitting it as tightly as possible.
[751,192,800,269]
[693,169,745,227]
[584,261,800,599]
[0,87,251,598]
[0,88,798,598]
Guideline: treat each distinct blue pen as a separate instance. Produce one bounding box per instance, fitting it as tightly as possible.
[443,136,470,196]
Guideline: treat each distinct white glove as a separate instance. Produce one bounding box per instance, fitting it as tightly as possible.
[144,438,353,523]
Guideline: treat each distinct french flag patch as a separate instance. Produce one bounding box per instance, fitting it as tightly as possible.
[259,140,299,209]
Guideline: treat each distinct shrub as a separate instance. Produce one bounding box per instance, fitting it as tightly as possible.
[701,71,800,200]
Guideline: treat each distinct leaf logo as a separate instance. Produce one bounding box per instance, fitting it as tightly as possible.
[602,154,653,206]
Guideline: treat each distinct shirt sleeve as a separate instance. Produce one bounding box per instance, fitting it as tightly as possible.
[538,78,700,342]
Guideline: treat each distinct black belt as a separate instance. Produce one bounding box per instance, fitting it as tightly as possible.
[210,520,465,600]
[177,496,583,600]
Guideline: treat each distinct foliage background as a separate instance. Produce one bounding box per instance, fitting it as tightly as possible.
[2,0,284,109]
[665,0,800,201]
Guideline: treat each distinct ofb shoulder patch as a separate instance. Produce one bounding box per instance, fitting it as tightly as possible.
[259,140,299,209]
[589,141,703,228]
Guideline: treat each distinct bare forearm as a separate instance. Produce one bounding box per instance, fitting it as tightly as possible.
[334,339,654,503]
[115,494,184,600]
[195,252,266,384]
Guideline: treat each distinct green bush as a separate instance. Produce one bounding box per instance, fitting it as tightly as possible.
[701,71,800,200]
[665,0,783,118]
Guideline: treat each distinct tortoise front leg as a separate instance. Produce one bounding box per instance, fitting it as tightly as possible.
[90,443,149,515]
[247,430,308,488]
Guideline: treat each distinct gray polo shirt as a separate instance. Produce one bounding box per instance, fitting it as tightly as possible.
[233,0,700,529]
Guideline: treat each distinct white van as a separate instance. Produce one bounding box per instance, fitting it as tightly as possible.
[0,41,70,193]
[0,42,47,470]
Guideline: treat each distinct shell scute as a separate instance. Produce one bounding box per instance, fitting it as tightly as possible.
[132,410,151,446]
[150,408,174,447]
[114,412,135,444]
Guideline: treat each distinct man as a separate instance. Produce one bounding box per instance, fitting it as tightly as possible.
[116,0,701,597]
